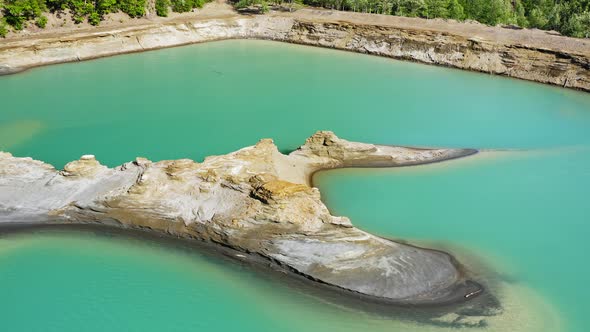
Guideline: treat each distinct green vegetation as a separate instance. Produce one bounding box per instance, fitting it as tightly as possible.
[296,0,590,37]
[0,18,8,37]
[235,0,270,12]
[118,0,146,17]
[1,0,47,30]
[0,0,586,38]
[155,0,170,16]
[35,13,47,27]
[170,0,205,13]
[0,0,212,35]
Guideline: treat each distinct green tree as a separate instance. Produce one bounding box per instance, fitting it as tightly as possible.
[35,13,46,27]
[171,0,191,11]
[447,0,464,20]
[119,0,146,17]
[171,0,205,12]
[563,11,590,38]
[458,0,485,19]
[68,0,94,24]
[0,18,8,37]
[425,0,448,18]
[546,4,564,30]
[88,10,100,25]
[484,0,513,25]
[234,0,268,11]
[514,0,528,27]
[46,0,68,11]
[97,0,117,13]
[300,0,588,38]
[393,0,427,17]
[2,0,46,30]
[155,0,170,16]
[528,7,548,27]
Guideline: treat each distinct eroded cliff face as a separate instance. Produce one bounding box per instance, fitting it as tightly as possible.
[0,10,588,91]
[287,20,590,91]
[0,131,480,306]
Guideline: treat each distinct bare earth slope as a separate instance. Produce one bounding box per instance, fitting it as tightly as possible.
[0,1,588,91]
[0,131,480,307]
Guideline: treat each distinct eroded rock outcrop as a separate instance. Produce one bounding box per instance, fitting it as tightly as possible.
[286,18,590,91]
[0,132,479,304]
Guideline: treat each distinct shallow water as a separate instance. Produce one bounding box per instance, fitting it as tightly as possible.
[0,228,560,332]
[315,149,590,331]
[1,40,589,331]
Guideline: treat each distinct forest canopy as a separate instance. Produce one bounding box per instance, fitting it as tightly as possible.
[0,0,210,36]
[300,0,589,38]
[1,0,589,38]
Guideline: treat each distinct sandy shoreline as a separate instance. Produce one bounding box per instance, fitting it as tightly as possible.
[1,1,589,91]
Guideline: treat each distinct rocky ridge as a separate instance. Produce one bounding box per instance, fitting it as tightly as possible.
[0,131,479,305]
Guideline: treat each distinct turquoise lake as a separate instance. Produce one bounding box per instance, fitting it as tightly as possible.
[1,40,589,331]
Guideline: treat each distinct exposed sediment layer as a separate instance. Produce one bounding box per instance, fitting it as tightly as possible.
[0,131,479,306]
[0,8,588,91]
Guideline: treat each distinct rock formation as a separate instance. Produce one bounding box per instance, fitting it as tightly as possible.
[0,131,479,305]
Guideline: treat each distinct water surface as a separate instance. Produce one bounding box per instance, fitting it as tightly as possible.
[1,40,589,331]
[1,40,589,166]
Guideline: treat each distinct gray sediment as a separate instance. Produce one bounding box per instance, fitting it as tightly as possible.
[0,222,501,328]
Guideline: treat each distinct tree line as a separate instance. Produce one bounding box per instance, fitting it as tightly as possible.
[0,0,209,36]
[1,0,589,38]
[302,0,590,38]
[235,0,589,38]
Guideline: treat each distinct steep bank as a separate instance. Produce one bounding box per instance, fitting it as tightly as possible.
[0,6,588,91]
[0,131,482,308]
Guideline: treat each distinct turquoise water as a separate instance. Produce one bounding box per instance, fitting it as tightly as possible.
[1,40,589,167]
[0,229,394,332]
[1,40,589,331]
[315,149,590,331]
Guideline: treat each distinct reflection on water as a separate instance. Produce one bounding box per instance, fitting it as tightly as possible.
[0,120,43,150]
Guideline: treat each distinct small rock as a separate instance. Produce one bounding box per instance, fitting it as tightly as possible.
[80,154,95,160]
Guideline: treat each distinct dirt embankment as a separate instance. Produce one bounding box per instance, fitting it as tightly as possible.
[1,1,589,91]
